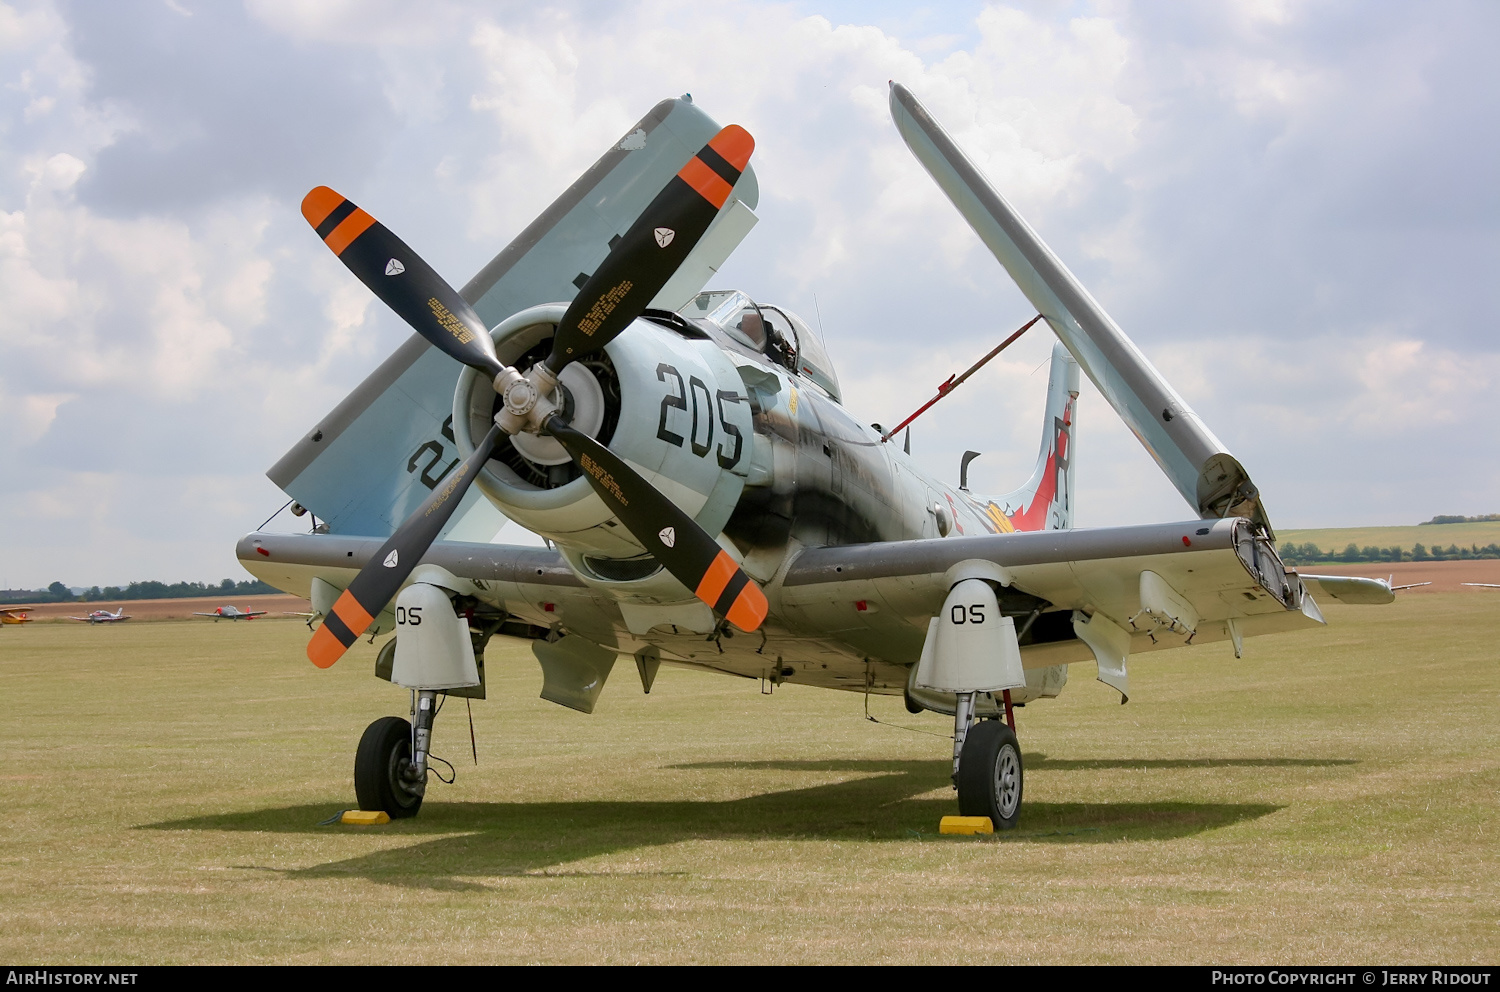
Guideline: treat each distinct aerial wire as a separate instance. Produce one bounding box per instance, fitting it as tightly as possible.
[862,663,953,740]
[256,499,294,531]
[467,698,477,765]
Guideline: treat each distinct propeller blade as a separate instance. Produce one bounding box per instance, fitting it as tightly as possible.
[547,125,754,372]
[307,424,503,668]
[301,186,504,379]
[548,418,768,632]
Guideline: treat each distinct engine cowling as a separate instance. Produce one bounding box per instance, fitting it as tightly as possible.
[451,304,754,579]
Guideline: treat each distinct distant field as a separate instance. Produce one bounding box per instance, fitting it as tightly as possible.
[1279,520,1500,553]
[1,596,1496,963]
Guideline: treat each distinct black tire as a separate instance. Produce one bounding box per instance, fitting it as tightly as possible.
[354,716,424,819]
[956,719,1023,829]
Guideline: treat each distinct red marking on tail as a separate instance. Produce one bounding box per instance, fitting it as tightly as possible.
[1005,397,1073,532]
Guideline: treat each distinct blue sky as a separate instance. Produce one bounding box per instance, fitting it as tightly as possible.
[1,0,1496,587]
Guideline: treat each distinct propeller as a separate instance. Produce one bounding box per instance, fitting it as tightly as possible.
[300,124,767,669]
[300,187,504,379]
[547,125,754,372]
[549,420,767,631]
[307,424,502,668]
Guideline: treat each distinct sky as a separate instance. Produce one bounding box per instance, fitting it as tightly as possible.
[1,0,1496,588]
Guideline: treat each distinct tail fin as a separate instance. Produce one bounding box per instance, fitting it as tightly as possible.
[978,342,1079,533]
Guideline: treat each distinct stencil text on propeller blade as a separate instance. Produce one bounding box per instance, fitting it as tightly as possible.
[426,298,476,345]
[577,280,633,338]
[423,462,469,517]
[578,453,628,506]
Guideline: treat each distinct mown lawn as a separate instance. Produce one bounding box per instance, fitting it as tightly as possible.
[0,594,1495,964]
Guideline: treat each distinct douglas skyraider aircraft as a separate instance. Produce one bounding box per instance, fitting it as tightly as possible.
[240,84,1393,828]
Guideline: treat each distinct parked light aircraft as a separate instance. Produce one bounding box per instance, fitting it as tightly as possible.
[239,84,1394,827]
[0,608,33,625]
[193,605,268,621]
[67,608,130,624]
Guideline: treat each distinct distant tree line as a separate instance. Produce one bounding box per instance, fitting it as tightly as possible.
[1279,542,1500,565]
[0,578,279,604]
[1420,514,1500,525]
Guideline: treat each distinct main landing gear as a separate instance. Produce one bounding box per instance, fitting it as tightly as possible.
[951,691,1024,829]
[353,690,438,819]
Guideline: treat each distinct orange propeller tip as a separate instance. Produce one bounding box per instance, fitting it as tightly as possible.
[307,623,346,669]
[709,125,755,171]
[727,582,769,633]
[301,185,346,228]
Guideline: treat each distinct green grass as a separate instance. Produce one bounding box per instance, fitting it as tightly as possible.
[1,601,1497,964]
[1279,521,1500,553]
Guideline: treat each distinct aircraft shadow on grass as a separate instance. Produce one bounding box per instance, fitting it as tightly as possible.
[1015,755,1356,771]
[145,758,1292,888]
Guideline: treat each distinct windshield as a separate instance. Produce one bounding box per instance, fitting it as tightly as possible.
[772,306,841,402]
[681,290,762,348]
[682,291,842,402]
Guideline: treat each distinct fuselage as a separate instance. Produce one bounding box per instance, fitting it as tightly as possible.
[434,291,1075,694]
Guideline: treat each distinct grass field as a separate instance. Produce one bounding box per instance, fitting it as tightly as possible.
[1,599,1497,965]
[1279,521,1500,553]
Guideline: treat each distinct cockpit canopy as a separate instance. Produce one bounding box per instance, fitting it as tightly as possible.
[680,290,842,402]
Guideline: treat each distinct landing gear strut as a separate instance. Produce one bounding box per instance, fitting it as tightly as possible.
[353,688,439,819]
[952,691,1024,829]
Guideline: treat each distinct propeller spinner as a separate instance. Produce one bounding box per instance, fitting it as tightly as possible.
[300,125,767,669]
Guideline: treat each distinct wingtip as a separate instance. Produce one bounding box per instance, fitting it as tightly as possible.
[888,81,911,122]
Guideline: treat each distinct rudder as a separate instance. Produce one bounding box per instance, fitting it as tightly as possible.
[981,341,1079,532]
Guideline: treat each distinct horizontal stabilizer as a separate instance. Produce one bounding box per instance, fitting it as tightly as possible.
[889,82,1270,535]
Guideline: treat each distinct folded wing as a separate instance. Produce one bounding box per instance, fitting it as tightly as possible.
[889,82,1270,535]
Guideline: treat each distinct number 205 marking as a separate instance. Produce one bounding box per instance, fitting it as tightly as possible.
[950,604,985,624]
[656,363,743,469]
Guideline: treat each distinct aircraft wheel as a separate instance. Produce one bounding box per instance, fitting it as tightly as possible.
[957,718,1023,829]
[354,716,424,819]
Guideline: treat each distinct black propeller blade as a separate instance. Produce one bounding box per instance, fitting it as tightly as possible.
[307,424,503,668]
[547,125,754,372]
[549,418,768,632]
[301,186,505,379]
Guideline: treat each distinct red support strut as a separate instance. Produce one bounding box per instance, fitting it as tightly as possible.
[880,314,1043,443]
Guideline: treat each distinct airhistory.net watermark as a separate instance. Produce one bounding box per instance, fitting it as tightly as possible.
[5,973,138,985]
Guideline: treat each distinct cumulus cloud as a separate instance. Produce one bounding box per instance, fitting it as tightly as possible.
[0,0,1495,587]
